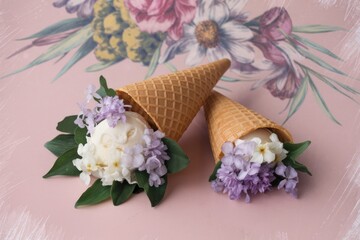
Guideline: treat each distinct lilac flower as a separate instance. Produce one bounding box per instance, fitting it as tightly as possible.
[74,88,130,134]
[149,172,164,188]
[95,96,128,128]
[212,141,276,202]
[221,141,256,167]
[85,84,101,103]
[139,129,170,187]
[237,161,260,180]
[211,179,224,193]
[142,129,170,163]
[53,0,97,19]
[212,161,275,203]
[74,102,96,134]
[275,163,298,197]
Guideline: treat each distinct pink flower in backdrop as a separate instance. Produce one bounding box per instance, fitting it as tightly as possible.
[124,0,197,41]
[250,38,304,100]
[248,7,303,100]
[265,67,302,100]
[253,35,287,65]
[259,7,292,41]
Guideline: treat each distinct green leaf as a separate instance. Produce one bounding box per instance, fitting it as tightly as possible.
[292,159,312,176]
[292,34,342,60]
[135,171,149,191]
[283,141,312,176]
[18,18,91,40]
[214,85,231,92]
[85,61,120,72]
[310,70,359,104]
[284,141,311,160]
[56,115,78,134]
[75,179,111,208]
[283,74,308,124]
[292,24,345,33]
[144,42,162,79]
[133,185,144,194]
[297,47,347,76]
[221,76,240,82]
[303,67,360,103]
[97,76,116,97]
[74,127,87,145]
[43,148,80,178]
[162,138,189,174]
[44,134,77,157]
[308,69,360,95]
[308,76,341,125]
[221,76,257,82]
[164,62,177,72]
[111,181,136,206]
[283,157,312,176]
[0,25,93,80]
[209,160,222,182]
[135,171,167,207]
[146,175,167,207]
[54,37,97,81]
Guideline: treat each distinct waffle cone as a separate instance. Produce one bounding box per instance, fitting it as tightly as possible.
[117,59,231,141]
[204,91,293,163]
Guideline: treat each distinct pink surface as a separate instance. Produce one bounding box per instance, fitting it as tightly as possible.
[1,1,360,239]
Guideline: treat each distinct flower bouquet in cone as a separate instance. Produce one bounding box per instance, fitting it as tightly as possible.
[205,91,311,203]
[44,59,231,207]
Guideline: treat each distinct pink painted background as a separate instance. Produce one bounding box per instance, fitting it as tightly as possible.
[1,0,360,239]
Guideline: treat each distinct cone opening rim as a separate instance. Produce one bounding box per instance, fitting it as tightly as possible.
[116,89,160,132]
[215,127,293,162]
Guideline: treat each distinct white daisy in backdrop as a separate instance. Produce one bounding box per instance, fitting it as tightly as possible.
[159,0,272,71]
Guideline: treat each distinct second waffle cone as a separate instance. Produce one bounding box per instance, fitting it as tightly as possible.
[204,91,293,163]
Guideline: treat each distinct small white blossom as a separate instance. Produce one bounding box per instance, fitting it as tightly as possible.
[250,143,276,163]
[248,133,287,164]
[269,133,288,162]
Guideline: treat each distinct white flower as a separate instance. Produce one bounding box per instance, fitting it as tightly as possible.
[248,133,288,164]
[72,112,149,186]
[159,0,262,70]
[73,142,100,185]
[80,172,91,185]
[100,164,125,186]
[250,142,276,164]
[269,133,288,162]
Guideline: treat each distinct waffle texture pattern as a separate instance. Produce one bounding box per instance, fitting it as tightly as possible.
[204,91,293,162]
[117,59,231,141]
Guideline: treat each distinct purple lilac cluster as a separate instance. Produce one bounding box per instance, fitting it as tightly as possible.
[95,96,128,127]
[139,129,170,187]
[74,85,130,134]
[211,140,298,203]
[53,0,97,19]
[275,163,298,197]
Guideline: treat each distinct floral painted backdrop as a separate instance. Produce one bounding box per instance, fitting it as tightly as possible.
[1,1,360,239]
[2,0,358,125]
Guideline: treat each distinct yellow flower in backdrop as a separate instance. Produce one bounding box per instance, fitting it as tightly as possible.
[91,0,164,65]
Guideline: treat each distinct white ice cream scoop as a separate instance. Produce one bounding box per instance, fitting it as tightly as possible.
[90,111,150,165]
[241,128,272,143]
